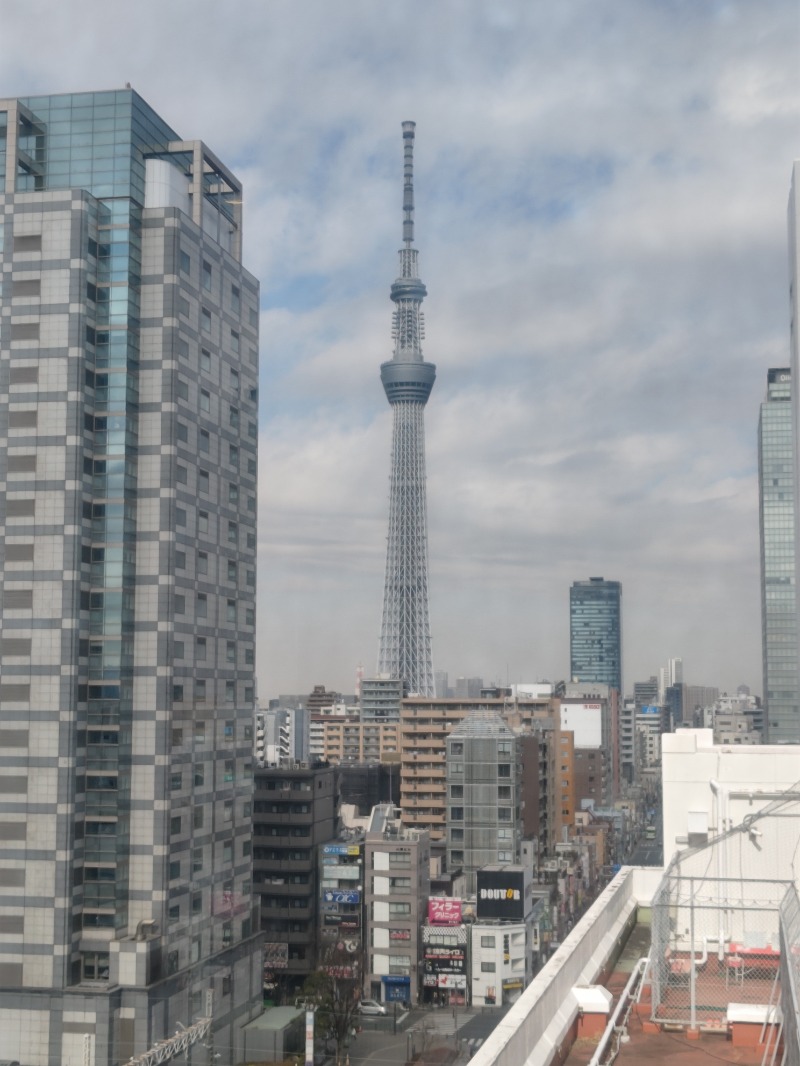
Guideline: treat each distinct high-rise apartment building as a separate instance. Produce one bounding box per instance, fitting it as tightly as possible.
[569,577,622,694]
[0,90,261,1065]
[445,713,522,894]
[758,367,799,741]
[377,122,436,696]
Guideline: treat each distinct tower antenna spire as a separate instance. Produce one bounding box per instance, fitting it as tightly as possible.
[402,120,416,249]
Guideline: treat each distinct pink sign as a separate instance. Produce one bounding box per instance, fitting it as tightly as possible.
[427,898,462,926]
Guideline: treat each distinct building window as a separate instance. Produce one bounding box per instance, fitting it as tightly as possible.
[173,685,184,703]
[200,348,211,373]
[498,808,511,821]
[228,483,239,504]
[200,389,210,412]
[192,892,202,915]
[195,679,206,701]
[226,641,236,663]
[228,520,238,544]
[481,961,496,973]
[229,406,240,429]
[231,285,241,313]
[194,765,205,787]
[177,421,188,442]
[227,599,236,623]
[480,936,495,948]
[179,249,191,274]
[169,861,181,880]
[192,847,203,874]
[225,681,235,703]
[450,785,463,798]
[498,764,511,778]
[450,807,463,821]
[199,470,210,494]
[197,594,207,618]
[202,261,212,291]
[198,511,209,534]
[199,428,210,453]
[197,551,208,575]
[176,464,187,484]
[227,560,237,582]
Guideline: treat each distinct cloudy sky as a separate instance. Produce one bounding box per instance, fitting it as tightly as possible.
[3,0,799,699]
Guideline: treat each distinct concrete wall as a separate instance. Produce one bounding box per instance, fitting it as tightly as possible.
[469,867,650,1066]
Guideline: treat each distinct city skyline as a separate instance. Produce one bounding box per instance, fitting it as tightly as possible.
[2,2,799,695]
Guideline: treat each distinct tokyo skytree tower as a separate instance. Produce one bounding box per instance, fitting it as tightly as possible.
[377,121,436,697]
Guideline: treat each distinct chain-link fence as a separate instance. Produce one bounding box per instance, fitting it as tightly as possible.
[649,790,800,1030]
[781,885,800,1066]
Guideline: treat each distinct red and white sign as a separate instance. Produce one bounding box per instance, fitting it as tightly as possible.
[428,898,462,926]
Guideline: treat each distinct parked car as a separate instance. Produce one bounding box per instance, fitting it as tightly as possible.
[359,999,387,1016]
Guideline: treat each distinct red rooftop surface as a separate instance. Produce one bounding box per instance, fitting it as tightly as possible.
[563,940,780,1066]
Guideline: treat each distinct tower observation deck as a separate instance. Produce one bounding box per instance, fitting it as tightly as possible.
[377,121,435,696]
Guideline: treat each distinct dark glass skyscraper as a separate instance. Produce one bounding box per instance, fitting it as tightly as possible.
[569,577,622,694]
[0,90,261,1063]
[758,367,799,741]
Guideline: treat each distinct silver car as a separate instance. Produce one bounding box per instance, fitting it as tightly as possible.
[359,999,387,1016]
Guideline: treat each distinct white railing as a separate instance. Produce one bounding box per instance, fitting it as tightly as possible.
[471,867,644,1066]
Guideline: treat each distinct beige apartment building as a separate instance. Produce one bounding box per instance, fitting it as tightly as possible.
[400,697,567,847]
[310,714,400,764]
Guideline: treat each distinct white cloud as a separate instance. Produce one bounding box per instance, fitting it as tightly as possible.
[2,0,798,697]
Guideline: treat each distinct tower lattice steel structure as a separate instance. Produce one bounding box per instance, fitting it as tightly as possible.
[377,121,436,696]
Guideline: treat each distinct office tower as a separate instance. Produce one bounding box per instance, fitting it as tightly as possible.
[758,367,799,740]
[434,669,449,698]
[455,675,483,698]
[569,577,622,694]
[633,676,659,711]
[446,712,521,895]
[0,90,261,1064]
[669,657,683,686]
[377,122,436,697]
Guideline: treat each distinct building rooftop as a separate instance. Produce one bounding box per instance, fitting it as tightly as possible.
[473,783,800,1066]
[448,710,515,738]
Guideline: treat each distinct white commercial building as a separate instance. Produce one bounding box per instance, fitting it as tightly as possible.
[661,728,800,867]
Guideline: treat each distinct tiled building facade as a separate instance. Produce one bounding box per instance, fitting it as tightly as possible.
[0,90,262,1066]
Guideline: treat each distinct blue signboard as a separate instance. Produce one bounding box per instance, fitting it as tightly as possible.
[641,705,660,715]
[322,890,360,904]
[382,977,410,1001]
